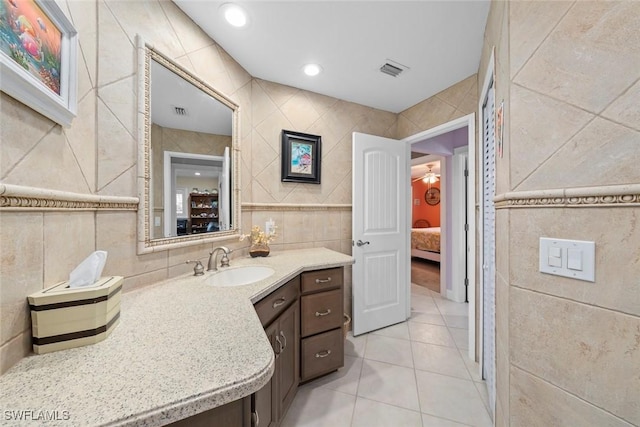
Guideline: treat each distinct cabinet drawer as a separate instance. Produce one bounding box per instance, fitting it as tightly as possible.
[300,328,344,382]
[301,267,343,294]
[254,277,300,327]
[301,289,343,337]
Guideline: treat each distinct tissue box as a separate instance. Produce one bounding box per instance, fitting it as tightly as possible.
[28,276,123,354]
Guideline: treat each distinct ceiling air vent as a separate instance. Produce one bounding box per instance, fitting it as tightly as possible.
[173,106,188,116]
[380,60,408,78]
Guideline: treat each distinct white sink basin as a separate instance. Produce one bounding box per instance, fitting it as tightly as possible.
[205,266,275,287]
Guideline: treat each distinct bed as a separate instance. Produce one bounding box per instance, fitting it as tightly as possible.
[411,219,441,263]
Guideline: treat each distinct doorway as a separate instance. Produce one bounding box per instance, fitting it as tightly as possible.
[401,114,476,360]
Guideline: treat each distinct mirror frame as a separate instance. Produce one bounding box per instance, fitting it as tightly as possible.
[136,35,241,254]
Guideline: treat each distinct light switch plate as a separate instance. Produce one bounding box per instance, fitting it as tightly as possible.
[539,237,595,282]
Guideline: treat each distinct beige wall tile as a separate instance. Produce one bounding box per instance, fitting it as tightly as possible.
[43,212,96,286]
[281,211,315,244]
[280,91,321,131]
[98,76,137,138]
[0,95,56,179]
[186,45,235,98]
[314,211,342,242]
[509,1,573,79]
[252,80,279,127]
[514,2,640,114]
[122,269,168,293]
[4,127,90,193]
[251,130,279,178]
[65,93,97,192]
[510,84,593,189]
[97,1,135,88]
[96,99,136,191]
[96,212,167,279]
[510,288,640,424]
[602,79,640,132]
[510,366,636,427]
[159,1,214,54]
[0,213,43,344]
[256,79,298,108]
[0,332,31,375]
[67,0,97,88]
[510,208,639,316]
[516,117,640,191]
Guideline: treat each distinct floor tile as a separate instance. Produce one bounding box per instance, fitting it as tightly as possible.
[345,332,367,358]
[358,359,420,411]
[421,413,471,427]
[411,283,432,296]
[442,314,469,330]
[474,381,490,414]
[352,397,422,427]
[411,294,440,313]
[410,312,446,326]
[409,322,456,347]
[412,341,471,380]
[460,349,482,382]
[415,370,492,427]
[312,354,363,395]
[281,386,356,427]
[364,334,414,368]
[449,327,469,350]
[371,321,411,340]
[434,298,469,316]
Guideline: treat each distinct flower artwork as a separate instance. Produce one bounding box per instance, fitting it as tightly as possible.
[0,0,63,95]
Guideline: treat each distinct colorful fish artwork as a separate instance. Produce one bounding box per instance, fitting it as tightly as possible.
[0,0,62,94]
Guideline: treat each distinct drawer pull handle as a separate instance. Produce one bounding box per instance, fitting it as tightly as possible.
[280,331,287,351]
[272,297,286,308]
[315,350,332,358]
[315,277,332,284]
[315,309,332,317]
[274,336,282,356]
[252,411,259,427]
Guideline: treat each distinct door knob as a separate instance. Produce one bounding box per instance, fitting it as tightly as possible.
[356,240,370,247]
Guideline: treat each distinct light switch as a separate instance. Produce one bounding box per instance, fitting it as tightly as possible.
[567,249,583,270]
[539,237,595,282]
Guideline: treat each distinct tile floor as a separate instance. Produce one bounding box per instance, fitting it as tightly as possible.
[281,284,492,427]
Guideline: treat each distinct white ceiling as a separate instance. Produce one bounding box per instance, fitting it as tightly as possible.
[411,159,441,180]
[174,1,491,113]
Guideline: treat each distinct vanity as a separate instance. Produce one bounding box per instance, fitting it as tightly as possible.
[0,248,353,426]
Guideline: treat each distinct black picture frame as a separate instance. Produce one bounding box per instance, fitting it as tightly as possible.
[281,129,322,184]
[425,187,441,205]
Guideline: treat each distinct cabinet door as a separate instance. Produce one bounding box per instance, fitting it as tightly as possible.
[276,300,299,420]
[254,322,278,427]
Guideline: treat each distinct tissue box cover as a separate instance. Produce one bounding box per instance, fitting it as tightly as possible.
[28,276,123,354]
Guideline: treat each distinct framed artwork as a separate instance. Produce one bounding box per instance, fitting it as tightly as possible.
[281,129,321,184]
[0,0,78,127]
[425,187,440,206]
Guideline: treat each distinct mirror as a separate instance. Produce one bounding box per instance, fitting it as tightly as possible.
[137,36,240,254]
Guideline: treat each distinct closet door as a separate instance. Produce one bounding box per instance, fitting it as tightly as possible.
[481,78,496,417]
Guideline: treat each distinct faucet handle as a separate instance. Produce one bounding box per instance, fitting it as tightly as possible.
[186,260,204,276]
[220,253,230,268]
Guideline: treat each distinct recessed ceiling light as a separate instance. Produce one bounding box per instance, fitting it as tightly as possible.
[195,172,201,176]
[303,64,322,77]
[220,3,248,28]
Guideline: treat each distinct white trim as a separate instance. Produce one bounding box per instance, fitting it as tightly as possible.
[450,147,468,303]
[478,47,496,413]
[402,112,476,360]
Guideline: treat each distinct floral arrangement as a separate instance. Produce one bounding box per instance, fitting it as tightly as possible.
[239,224,277,246]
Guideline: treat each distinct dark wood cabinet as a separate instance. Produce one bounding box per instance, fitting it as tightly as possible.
[300,267,344,383]
[189,193,218,234]
[253,277,300,426]
[167,396,251,427]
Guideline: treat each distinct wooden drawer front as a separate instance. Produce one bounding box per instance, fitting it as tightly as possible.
[254,277,300,327]
[301,289,343,337]
[301,267,343,294]
[300,328,344,382]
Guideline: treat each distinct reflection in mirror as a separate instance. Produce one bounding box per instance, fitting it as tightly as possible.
[137,36,240,254]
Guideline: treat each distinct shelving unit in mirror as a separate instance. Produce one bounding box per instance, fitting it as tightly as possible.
[189,193,218,234]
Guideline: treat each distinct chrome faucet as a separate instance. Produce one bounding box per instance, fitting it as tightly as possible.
[208,247,231,271]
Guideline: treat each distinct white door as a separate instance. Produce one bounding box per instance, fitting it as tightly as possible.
[352,132,410,336]
[481,77,496,417]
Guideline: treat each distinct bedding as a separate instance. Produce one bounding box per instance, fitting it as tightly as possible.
[411,227,441,253]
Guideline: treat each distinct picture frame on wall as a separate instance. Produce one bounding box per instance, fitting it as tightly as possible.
[425,187,440,205]
[281,129,322,184]
[0,0,78,127]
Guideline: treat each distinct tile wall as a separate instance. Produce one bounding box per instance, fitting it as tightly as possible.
[481,1,640,425]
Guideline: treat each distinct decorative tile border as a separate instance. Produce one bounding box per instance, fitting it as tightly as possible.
[242,203,351,212]
[494,184,640,209]
[0,184,138,211]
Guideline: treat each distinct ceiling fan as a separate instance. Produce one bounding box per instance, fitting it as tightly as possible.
[412,164,440,185]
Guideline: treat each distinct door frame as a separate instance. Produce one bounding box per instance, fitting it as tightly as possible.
[402,113,476,359]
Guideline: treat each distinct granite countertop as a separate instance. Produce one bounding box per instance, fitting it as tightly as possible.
[0,248,354,426]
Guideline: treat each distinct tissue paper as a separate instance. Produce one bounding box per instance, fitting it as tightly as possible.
[69,251,108,288]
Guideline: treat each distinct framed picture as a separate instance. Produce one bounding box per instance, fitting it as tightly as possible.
[425,187,440,206]
[0,0,78,127]
[281,129,321,184]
